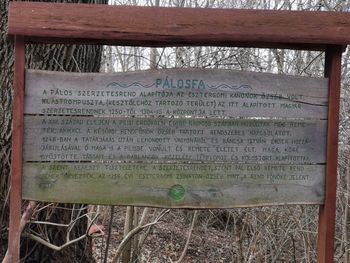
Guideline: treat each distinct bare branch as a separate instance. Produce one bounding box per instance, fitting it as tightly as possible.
[26,233,87,252]
[111,209,169,263]
[175,210,198,263]
[3,201,37,263]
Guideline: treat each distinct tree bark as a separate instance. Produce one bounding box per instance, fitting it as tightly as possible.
[0,0,107,262]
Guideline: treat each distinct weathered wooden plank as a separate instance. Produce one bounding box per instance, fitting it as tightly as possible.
[25,69,328,118]
[22,162,325,207]
[23,116,327,163]
[8,2,350,48]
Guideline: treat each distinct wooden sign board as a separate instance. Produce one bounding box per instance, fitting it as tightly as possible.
[23,69,328,207]
[8,3,348,262]
[26,69,328,118]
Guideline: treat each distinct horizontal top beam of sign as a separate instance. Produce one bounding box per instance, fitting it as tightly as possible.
[8,2,350,50]
[25,69,328,119]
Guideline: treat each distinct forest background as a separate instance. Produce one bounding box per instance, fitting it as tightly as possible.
[1,0,350,262]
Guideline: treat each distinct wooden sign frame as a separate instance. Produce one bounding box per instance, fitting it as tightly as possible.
[7,2,350,262]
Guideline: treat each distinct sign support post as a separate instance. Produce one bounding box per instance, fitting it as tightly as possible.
[7,36,25,263]
[317,45,343,263]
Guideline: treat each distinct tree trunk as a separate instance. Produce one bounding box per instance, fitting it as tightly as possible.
[0,0,107,262]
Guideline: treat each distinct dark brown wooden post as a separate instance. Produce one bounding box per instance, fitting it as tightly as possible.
[317,45,343,263]
[7,36,25,263]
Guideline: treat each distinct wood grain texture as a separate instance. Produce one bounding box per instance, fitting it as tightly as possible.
[25,69,328,118]
[22,162,325,207]
[317,46,342,263]
[23,116,327,164]
[8,36,25,263]
[8,2,350,48]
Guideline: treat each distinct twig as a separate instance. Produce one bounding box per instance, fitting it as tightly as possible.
[26,233,86,251]
[103,206,114,263]
[122,206,134,263]
[3,201,37,263]
[113,222,159,261]
[300,52,323,75]
[34,203,55,213]
[175,210,198,263]
[135,208,151,252]
[21,208,101,254]
[86,208,103,237]
[67,204,86,243]
[20,201,37,232]
[111,209,169,263]
[29,221,69,227]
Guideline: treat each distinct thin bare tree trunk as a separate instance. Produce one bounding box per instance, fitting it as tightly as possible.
[176,211,198,263]
[122,206,135,263]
